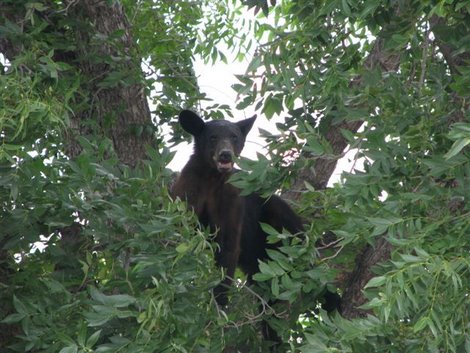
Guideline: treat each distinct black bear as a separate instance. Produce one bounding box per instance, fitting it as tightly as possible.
[171,110,304,305]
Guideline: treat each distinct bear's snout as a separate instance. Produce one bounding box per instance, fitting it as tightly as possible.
[215,148,234,172]
[218,150,233,163]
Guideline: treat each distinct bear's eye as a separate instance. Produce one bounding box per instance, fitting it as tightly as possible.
[210,135,217,143]
[230,134,238,142]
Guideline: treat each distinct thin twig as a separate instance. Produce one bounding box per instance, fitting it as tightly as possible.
[216,276,287,329]
[317,237,344,250]
[418,24,430,94]
[56,0,80,14]
[320,245,344,262]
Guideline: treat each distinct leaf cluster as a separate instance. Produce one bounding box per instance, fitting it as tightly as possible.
[228,0,470,352]
[1,0,470,352]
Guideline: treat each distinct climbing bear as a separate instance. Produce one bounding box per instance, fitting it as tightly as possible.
[171,110,304,305]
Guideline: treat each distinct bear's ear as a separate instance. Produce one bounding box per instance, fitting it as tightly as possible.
[179,110,205,136]
[237,114,257,137]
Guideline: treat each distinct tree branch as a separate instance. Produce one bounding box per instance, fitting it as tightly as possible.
[429,15,470,76]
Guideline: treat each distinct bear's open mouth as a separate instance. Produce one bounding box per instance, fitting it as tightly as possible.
[217,161,233,172]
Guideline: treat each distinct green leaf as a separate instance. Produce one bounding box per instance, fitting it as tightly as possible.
[304,135,325,155]
[342,0,351,16]
[59,345,78,353]
[367,216,403,227]
[359,0,380,18]
[413,316,429,333]
[87,330,102,348]
[364,276,386,289]
[258,261,276,278]
[260,222,280,236]
[85,311,113,327]
[303,333,328,352]
[89,287,136,307]
[246,55,263,72]
[1,313,25,323]
[267,261,286,276]
[271,277,280,296]
[444,138,470,160]
[13,295,28,315]
[77,323,87,347]
[176,243,190,254]
[253,272,273,282]
[261,94,283,119]
[400,254,422,263]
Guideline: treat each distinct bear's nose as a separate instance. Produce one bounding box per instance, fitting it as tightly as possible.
[218,150,233,163]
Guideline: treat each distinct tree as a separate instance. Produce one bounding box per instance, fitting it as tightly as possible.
[232,0,470,351]
[1,1,221,351]
[1,1,469,353]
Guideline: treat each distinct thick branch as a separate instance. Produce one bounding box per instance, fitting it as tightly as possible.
[429,14,470,126]
[429,15,470,76]
[284,37,401,199]
[340,237,392,318]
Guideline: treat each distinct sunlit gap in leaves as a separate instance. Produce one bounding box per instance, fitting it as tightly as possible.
[7,139,69,258]
[1,55,10,151]
[15,204,88,262]
[14,233,53,263]
[1,53,10,69]
[164,4,287,171]
[333,136,389,201]
[143,3,377,191]
[139,2,264,173]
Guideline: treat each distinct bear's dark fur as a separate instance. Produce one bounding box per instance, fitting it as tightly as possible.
[171,110,304,305]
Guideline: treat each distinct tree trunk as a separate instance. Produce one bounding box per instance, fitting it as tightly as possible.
[0,1,153,165]
[0,1,153,346]
[67,0,154,165]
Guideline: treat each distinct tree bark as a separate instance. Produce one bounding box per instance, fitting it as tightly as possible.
[340,237,392,318]
[1,1,154,166]
[429,15,470,76]
[429,14,469,126]
[66,0,154,165]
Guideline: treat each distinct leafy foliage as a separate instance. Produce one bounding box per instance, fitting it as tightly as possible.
[230,0,470,352]
[1,0,469,352]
